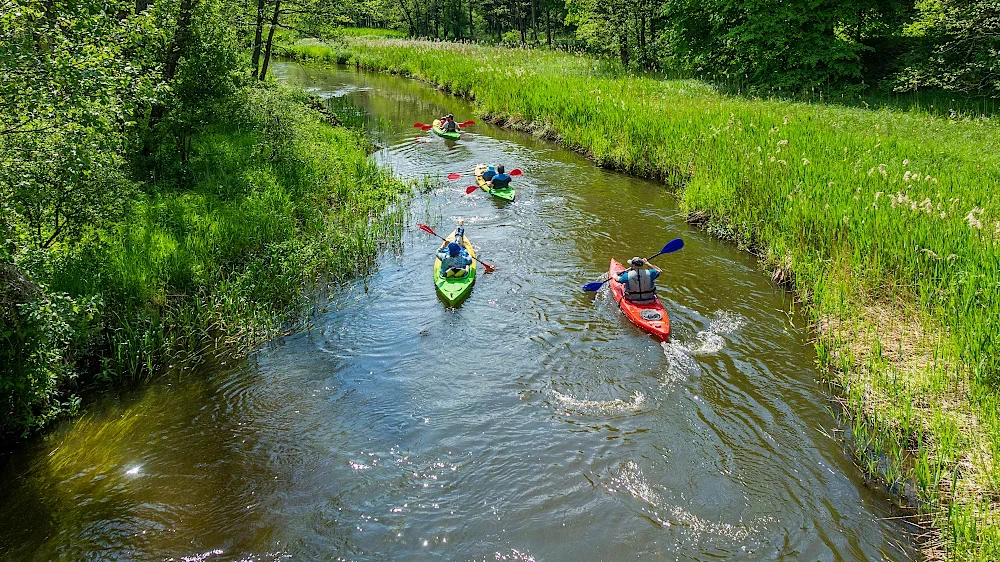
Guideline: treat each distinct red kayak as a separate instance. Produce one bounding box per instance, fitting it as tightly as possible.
[608,258,671,341]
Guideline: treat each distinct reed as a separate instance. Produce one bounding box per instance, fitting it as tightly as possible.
[284,37,1000,559]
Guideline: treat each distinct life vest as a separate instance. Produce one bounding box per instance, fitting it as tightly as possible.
[491,174,511,189]
[624,269,656,303]
[444,120,458,132]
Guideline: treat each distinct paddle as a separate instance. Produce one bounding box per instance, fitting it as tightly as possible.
[413,122,433,131]
[449,168,522,180]
[417,223,496,273]
[581,238,684,291]
[465,185,478,194]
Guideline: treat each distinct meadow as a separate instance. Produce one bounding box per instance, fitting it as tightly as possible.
[282,38,1000,559]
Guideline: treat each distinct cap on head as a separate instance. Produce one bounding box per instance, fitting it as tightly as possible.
[487,165,496,173]
[630,257,644,267]
[447,113,454,119]
[496,164,505,174]
[448,242,462,257]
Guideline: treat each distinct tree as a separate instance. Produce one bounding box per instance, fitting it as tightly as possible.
[895,0,1000,94]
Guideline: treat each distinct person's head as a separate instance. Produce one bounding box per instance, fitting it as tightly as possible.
[487,165,496,173]
[448,242,462,257]
[629,257,644,269]
[447,114,454,121]
[496,164,505,174]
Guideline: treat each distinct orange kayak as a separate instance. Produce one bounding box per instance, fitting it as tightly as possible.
[608,258,671,341]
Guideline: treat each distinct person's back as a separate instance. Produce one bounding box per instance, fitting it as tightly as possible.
[481,165,496,181]
[618,257,660,303]
[438,242,472,277]
[490,165,512,189]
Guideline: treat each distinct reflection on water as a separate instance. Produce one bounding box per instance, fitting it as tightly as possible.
[0,61,918,561]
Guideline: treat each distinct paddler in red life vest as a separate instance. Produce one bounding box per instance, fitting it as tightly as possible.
[618,257,661,303]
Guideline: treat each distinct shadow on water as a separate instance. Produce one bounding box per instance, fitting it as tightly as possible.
[0,61,921,561]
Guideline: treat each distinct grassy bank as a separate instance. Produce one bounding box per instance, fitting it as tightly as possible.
[284,38,999,559]
[1,84,406,439]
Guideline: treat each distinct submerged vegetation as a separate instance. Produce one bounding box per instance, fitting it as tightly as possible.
[285,38,999,559]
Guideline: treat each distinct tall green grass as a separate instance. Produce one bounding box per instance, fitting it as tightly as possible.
[286,38,1000,559]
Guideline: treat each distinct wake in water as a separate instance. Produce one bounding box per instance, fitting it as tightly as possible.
[602,460,768,545]
[661,310,747,379]
[550,389,646,416]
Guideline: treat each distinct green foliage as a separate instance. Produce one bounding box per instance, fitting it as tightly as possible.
[0,0,155,249]
[0,264,96,437]
[0,0,408,439]
[660,0,865,91]
[894,0,1000,95]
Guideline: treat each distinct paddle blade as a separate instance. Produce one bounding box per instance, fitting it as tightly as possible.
[413,123,426,129]
[465,185,479,194]
[417,223,438,237]
[509,168,523,176]
[582,281,606,292]
[447,173,462,180]
[481,261,496,273]
[460,120,475,126]
[655,238,685,256]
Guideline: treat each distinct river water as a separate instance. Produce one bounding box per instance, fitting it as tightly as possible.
[0,62,918,561]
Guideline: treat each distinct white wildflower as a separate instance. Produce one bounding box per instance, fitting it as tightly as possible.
[965,207,984,230]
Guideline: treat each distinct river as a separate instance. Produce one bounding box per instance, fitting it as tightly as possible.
[0,61,918,561]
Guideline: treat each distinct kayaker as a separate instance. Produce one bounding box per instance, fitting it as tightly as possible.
[481,165,497,182]
[443,114,460,133]
[488,165,512,189]
[617,257,661,303]
[437,241,472,277]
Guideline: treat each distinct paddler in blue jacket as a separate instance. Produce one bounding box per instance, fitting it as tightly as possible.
[488,164,512,189]
[481,165,497,182]
[618,257,661,303]
[437,241,472,277]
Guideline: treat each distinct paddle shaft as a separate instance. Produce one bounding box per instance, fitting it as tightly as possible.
[420,225,494,271]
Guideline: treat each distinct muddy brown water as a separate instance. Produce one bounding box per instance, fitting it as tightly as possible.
[0,62,919,561]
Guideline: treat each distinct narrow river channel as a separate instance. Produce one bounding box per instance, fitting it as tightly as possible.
[0,61,919,561]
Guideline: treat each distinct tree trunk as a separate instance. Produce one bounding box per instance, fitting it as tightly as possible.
[469,0,473,39]
[618,30,628,67]
[150,0,194,126]
[398,0,415,35]
[546,2,551,46]
[251,0,266,76]
[518,0,525,43]
[530,0,538,42]
[258,0,280,81]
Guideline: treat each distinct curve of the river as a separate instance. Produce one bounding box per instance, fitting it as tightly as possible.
[0,61,918,561]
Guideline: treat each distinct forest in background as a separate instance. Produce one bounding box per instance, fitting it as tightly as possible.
[303,0,999,96]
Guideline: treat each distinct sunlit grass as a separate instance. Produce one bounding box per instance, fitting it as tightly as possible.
[284,38,1000,559]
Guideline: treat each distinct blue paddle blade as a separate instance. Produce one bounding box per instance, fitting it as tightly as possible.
[656,238,684,256]
[582,281,606,292]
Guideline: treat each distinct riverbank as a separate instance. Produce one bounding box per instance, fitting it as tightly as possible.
[281,38,999,559]
[1,84,406,440]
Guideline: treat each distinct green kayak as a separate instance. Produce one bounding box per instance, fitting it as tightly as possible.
[434,227,477,306]
[474,164,516,202]
[432,119,462,141]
